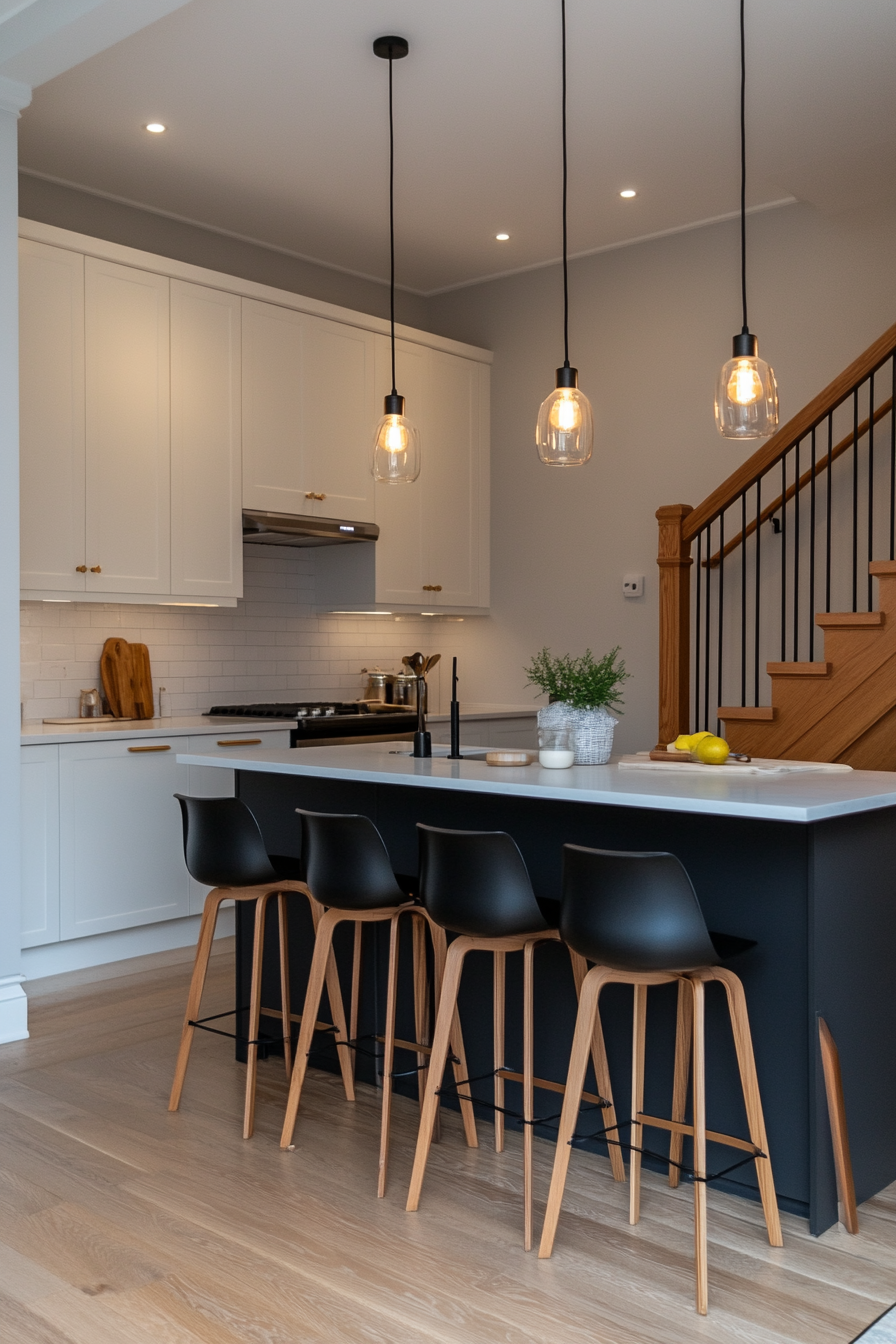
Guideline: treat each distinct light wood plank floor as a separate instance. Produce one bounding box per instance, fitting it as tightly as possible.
[0,943,894,1344]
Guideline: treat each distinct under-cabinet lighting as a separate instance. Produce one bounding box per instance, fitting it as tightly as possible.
[145,122,166,133]
[496,232,510,241]
[330,611,394,616]
[160,602,219,607]
[619,189,636,198]
[42,599,71,602]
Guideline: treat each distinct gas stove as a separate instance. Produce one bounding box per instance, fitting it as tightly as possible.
[205,701,416,746]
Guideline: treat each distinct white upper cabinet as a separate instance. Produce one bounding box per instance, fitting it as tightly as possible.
[242,300,376,523]
[19,240,86,592]
[85,257,171,594]
[170,281,242,599]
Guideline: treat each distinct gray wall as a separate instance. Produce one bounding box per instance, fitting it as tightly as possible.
[427,200,896,752]
[18,172,432,329]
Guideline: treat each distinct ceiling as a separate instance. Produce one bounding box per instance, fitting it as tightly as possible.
[15,0,896,295]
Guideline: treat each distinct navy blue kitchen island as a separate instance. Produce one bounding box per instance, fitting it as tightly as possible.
[178,741,896,1234]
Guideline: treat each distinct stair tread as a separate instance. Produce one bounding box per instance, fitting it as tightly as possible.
[767,662,832,677]
[718,706,776,721]
[869,561,896,576]
[815,611,884,627]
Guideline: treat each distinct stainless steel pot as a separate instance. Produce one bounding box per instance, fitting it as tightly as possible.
[361,669,394,703]
[393,672,427,713]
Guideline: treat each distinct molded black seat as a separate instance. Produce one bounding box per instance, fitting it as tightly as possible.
[417,824,553,938]
[297,808,407,911]
[175,794,281,889]
[561,845,733,972]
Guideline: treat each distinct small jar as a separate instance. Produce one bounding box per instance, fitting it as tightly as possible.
[538,725,575,769]
[79,688,101,719]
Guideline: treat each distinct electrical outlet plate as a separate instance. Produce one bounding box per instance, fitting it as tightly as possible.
[623,573,644,598]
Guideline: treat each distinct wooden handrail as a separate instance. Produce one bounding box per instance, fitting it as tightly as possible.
[682,322,896,543]
[704,397,893,568]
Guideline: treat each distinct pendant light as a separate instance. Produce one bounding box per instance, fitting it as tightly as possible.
[372,35,420,484]
[715,0,778,439]
[536,0,593,467]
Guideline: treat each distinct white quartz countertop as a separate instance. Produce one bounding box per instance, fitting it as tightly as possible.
[21,714,286,745]
[174,740,896,823]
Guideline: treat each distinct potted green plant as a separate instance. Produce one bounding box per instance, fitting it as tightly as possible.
[524,646,630,764]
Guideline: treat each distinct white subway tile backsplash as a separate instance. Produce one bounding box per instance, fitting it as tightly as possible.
[21,546,475,720]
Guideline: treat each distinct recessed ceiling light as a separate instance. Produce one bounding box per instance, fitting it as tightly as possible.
[619,189,637,199]
[145,122,166,134]
[495,232,510,241]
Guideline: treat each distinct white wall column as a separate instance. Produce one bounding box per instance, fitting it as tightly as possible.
[0,75,31,1043]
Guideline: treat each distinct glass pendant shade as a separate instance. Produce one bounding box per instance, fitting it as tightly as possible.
[373,393,420,483]
[536,366,593,465]
[715,330,778,439]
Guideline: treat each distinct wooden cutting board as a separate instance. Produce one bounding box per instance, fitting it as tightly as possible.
[100,638,154,720]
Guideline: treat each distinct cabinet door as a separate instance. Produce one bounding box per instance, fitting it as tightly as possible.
[185,729,291,913]
[85,258,170,594]
[59,739,189,939]
[170,281,242,599]
[242,298,308,516]
[301,315,376,522]
[19,241,86,592]
[374,336,428,605]
[422,349,482,607]
[21,745,60,947]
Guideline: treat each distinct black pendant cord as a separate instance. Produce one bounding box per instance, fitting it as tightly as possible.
[739,0,748,335]
[561,0,570,368]
[388,53,397,396]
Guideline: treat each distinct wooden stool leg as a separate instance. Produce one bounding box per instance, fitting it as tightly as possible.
[168,888,227,1112]
[538,967,607,1258]
[669,977,693,1188]
[350,921,362,1082]
[277,894,292,1081]
[711,967,783,1248]
[280,908,341,1149]
[244,891,275,1139]
[629,983,648,1225]
[322,925,355,1104]
[430,921,478,1149]
[568,948,625,1183]
[691,976,708,1316]
[412,914,430,1109]
[494,950,506,1153]
[378,910,402,1198]
[523,940,535,1251]
[406,938,470,1211]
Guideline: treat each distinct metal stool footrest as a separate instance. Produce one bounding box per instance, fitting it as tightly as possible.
[571,1113,766,1183]
[437,1067,611,1128]
[189,1006,286,1049]
[337,1033,458,1081]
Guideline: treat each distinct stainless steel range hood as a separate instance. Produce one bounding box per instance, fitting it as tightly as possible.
[242,509,379,548]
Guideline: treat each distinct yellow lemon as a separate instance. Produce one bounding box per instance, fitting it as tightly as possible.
[690,731,713,745]
[693,735,730,765]
[672,734,693,751]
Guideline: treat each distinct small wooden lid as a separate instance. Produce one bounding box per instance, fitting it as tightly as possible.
[485,750,534,767]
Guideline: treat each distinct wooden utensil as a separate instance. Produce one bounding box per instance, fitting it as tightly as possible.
[423,653,441,674]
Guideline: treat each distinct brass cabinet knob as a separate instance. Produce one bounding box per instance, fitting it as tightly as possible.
[75,565,87,573]
[90,565,102,573]
[422,584,442,592]
[305,492,326,500]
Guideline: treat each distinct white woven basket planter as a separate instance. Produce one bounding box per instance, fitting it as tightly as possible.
[537,703,617,765]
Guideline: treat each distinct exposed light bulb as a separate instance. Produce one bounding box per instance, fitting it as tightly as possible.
[549,389,582,433]
[373,394,420,483]
[536,368,593,466]
[727,359,763,406]
[381,414,409,453]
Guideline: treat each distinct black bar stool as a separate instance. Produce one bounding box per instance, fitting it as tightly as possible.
[406,825,624,1250]
[168,795,353,1139]
[279,809,478,1196]
[538,845,783,1315]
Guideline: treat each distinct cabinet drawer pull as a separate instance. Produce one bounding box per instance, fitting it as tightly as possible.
[127,744,171,753]
[75,564,87,573]
[90,565,102,573]
[305,491,326,501]
[422,584,442,592]
[216,738,262,747]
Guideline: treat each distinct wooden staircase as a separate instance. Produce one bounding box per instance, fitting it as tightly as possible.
[656,323,896,769]
[719,561,896,768]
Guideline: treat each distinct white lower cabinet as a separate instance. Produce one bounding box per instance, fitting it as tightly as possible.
[22,730,293,945]
[427,715,538,750]
[21,746,60,948]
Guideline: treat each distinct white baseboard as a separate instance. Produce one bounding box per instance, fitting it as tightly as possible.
[0,975,28,1043]
[21,907,235,982]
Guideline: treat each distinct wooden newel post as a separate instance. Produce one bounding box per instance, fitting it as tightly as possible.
[656,504,694,749]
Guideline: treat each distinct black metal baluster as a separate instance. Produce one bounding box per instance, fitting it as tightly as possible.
[740,490,747,704]
[852,387,860,611]
[793,438,800,661]
[868,371,875,609]
[754,475,761,705]
[695,529,702,734]
[809,427,817,661]
[780,456,787,662]
[717,510,725,733]
[825,412,833,611]
[704,523,712,732]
